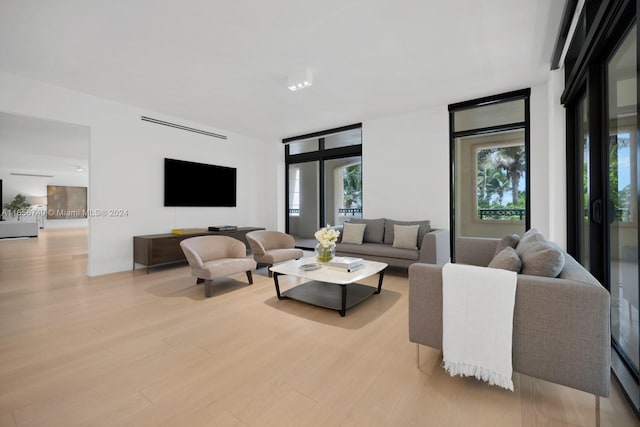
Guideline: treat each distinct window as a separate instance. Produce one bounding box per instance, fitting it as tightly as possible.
[289,167,300,216]
[341,162,362,215]
[475,141,526,222]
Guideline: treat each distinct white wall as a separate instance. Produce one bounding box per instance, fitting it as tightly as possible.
[362,106,450,230]
[0,72,278,276]
[546,68,567,247]
[361,81,566,243]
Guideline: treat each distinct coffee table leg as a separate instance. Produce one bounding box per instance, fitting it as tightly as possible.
[273,272,283,300]
[340,285,347,317]
[374,269,386,294]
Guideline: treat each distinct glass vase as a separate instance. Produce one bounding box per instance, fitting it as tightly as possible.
[315,243,336,262]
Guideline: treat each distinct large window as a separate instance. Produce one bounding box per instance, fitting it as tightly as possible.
[284,124,362,248]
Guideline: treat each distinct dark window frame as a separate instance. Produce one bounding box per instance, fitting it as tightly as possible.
[559,0,639,416]
[283,124,362,233]
[448,89,531,261]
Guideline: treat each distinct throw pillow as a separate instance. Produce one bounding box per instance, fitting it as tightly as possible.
[494,233,520,257]
[384,220,431,247]
[348,218,385,243]
[341,223,367,245]
[518,228,540,246]
[488,246,522,272]
[516,232,565,277]
[392,224,420,250]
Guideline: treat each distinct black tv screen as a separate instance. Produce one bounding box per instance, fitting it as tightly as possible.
[164,158,236,207]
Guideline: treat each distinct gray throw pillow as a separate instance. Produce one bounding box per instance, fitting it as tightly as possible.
[519,228,540,246]
[384,219,431,247]
[488,246,522,272]
[516,232,565,277]
[341,223,366,245]
[494,234,520,257]
[348,218,385,243]
[392,224,420,250]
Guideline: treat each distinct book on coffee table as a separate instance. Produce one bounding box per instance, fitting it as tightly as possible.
[328,257,365,272]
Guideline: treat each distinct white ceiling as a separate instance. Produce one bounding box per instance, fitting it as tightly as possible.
[0,113,89,175]
[0,0,564,140]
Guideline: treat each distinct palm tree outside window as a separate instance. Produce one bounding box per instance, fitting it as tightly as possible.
[475,142,526,221]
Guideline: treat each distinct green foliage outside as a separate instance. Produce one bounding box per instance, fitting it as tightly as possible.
[343,163,362,209]
[609,135,632,222]
[476,145,526,220]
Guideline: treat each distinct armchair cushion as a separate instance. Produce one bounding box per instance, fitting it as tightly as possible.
[246,230,303,267]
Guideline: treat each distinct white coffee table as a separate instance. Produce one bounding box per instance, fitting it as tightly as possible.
[269,257,388,316]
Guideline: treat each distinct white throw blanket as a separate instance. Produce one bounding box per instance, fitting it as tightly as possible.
[442,262,517,390]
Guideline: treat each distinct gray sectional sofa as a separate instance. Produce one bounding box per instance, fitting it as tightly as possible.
[408,233,611,404]
[334,218,449,268]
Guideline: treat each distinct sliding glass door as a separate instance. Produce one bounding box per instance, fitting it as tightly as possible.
[284,125,362,248]
[563,2,639,411]
[608,23,639,380]
[287,161,320,246]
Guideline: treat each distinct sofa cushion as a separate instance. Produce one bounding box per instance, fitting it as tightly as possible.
[516,232,565,277]
[341,223,366,245]
[347,218,385,243]
[392,224,420,250]
[336,242,419,261]
[494,233,520,257]
[488,246,521,272]
[384,219,431,247]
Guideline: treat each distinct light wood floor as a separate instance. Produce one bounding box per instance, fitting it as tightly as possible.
[0,228,638,427]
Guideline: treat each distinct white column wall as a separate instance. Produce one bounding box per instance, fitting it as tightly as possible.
[0,72,279,276]
[362,106,450,230]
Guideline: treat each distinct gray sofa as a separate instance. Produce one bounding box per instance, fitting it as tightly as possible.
[334,218,449,268]
[408,235,611,403]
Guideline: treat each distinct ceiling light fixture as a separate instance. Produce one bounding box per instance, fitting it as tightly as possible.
[287,69,313,91]
[76,165,84,172]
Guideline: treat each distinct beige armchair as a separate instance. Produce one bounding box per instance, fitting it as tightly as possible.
[180,235,257,297]
[246,230,304,276]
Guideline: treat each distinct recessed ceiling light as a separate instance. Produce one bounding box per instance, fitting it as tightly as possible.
[288,69,313,91]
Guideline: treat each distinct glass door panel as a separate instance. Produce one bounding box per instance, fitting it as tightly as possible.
[608,24,638,373]
[578,94,590,268]
[288,162,319,246]
[324,156,362,227]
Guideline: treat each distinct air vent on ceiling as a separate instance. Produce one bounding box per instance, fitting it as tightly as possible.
[141,116,227,140]
[10,172,54,178]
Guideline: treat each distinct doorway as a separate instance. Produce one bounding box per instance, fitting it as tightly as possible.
[449,90,531,260]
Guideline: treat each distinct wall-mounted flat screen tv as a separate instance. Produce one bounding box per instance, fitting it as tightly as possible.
[164,158,236,207]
